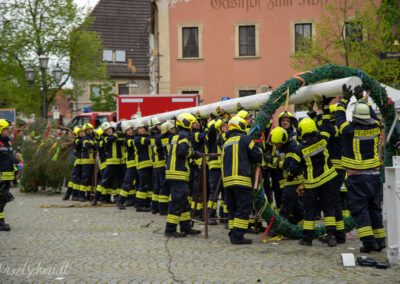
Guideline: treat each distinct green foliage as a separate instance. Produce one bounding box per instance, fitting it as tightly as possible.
[0,0,107,116]
[90,82,117,112]
[291,0,400,87]
[19,119,73,192]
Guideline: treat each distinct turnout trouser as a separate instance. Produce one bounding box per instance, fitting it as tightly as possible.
[119,166,138,204]
[270,169,282,209]
[333,169,346,240]
[346,174,385,248]
[208,169,221,216]
[153,167,169,214]
[302,180,336,242]
[225,186,252,241]
[280,184,304,225]
[70,164,82,198]
[136,167,153,208]
[80,164,95,195]
[165,180,191,234]
[0,181,10,224]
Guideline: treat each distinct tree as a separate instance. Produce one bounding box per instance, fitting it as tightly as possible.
[290,0,400,87]
[90,81,117,112]
[0,0,107,117]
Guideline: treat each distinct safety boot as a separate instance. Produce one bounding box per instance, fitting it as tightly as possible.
[117,203,126,210]
[136,207,151,212]
[299,239,312,246]
[327,234,337,247]
[164,231,186,238]
[231,238,252,245]
[0,221,10,231]
[375,239,386,252]
[182,228,201,236]
[125,199,135,207]
[360,241,380,253]
[62,187,73,200]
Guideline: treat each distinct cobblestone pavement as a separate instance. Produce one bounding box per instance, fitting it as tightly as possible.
[0,189,399,284]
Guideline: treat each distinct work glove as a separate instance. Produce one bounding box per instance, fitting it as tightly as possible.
[342,84,353,100]
[322,95,334,107]
[354,85,364,101]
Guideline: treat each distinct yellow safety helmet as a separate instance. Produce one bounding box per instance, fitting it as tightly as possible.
[298,118,318,138]
[82,123,94,131]
[228,116,247,133]
[237,110,251,119]
[0,119,10,133]
[270,127,288,144]
[95,128,104,138]
[73,126,82,136]
[176,113,197,129]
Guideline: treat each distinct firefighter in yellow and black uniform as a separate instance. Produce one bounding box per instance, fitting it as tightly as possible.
[0,119,15,231]
[222,116,262,244]
[165,113,202,238]
[79,123,96,202]
[336,84,385,253]
[287,117,338,247]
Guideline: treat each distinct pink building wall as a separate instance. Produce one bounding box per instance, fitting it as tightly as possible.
[168,0,331,103]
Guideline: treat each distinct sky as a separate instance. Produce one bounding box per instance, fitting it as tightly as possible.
[74,0,100,10]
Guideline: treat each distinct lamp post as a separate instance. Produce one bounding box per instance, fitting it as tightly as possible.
[24,55,63,119]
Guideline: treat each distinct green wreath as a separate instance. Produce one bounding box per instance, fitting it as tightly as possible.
[251,64,397,239]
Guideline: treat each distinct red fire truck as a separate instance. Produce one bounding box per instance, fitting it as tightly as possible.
[116,94,200,120]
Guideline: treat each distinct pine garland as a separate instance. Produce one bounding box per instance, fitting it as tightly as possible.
[251,64,395,239]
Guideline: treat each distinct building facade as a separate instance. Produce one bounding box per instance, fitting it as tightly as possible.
[74,0,151,112]
[151,0,375,104]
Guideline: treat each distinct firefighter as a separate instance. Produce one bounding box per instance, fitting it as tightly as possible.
[222,116,262,244]
[0,119,15,231]
[205,118,223,225]
[63,126,83,201]
[71,126,85,201]
[287,117,337,247]
[94,122,124,204]
[134,121,153,212]
[118,121,137,210]
[236,110,253,133]
[79,123,96,202]
[165,113,201,238]
[278,111,298,141]
[336,84,385,253]
[158,121,175,215]
[150,117,164,214]
[269,126,304,225]
[92,127,107,205]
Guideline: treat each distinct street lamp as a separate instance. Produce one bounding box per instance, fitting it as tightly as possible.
[24,56,63,119]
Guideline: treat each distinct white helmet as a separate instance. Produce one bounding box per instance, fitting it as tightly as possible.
[161,121,172,134]
[150,117,161,126]
[101,122,112,131]
[121,121,133,133]
[133,120,145,131]
[110,122,117,130]
[352,102,375,125]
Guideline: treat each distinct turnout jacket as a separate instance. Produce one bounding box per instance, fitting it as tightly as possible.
[287,117,337,189]
[205,123,221,170]
[191,129,207,167]
[74,137,83,165]
[336,98,382,170]
[166,128,195,182]
[104,133,124,165]
[151,133,166,169]
[0,136,14,181]
[124,135,137,168]
[81,134,96,164]
[134,135,152,170]
[95,137,107,170]
[160,133,172,159]
[221,130,262,189]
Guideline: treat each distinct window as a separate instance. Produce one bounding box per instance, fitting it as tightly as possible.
[239,90,257,97]
[239,26,256,56]
[345,22,363,42]
[118,84,129,95]
[295,23,312,51]
[94,116,110,128]
[181,90,199,94]
[103,50,113,62]
[115,50,126,62]
[182,27,199,58]
[90,85,101,98]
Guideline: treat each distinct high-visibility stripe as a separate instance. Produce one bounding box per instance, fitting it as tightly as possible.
[357,226,374,238]
[233,218,249,229]
[324,216,336,227]
[303,220,315,230]
[180,212,191,221]
[336,220,345,231]
[373,228,386,239]
[136,191,147,199]
[0,212,4,219]
[167,214,180,224]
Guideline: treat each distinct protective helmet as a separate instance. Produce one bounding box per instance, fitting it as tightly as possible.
[298,118,318,138]
[121,121,133,133]
[95,128,104,138]
[101,122,112,131]
[176,113,197,129]
[150,117,161,126]
[0,119,10,134]
[73,126,82,136]
[134,120,145,131]
[160,121,170,134]
[278,110,296,122]
[215,119,223,133]
[270,127,289,144]
[329,104,337,114]
[207,119,216,129]
[353,102,371,120]
[228,116,247,133]
[237,110,251,119]
[82,123,94,131]
[110,122,117,130]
